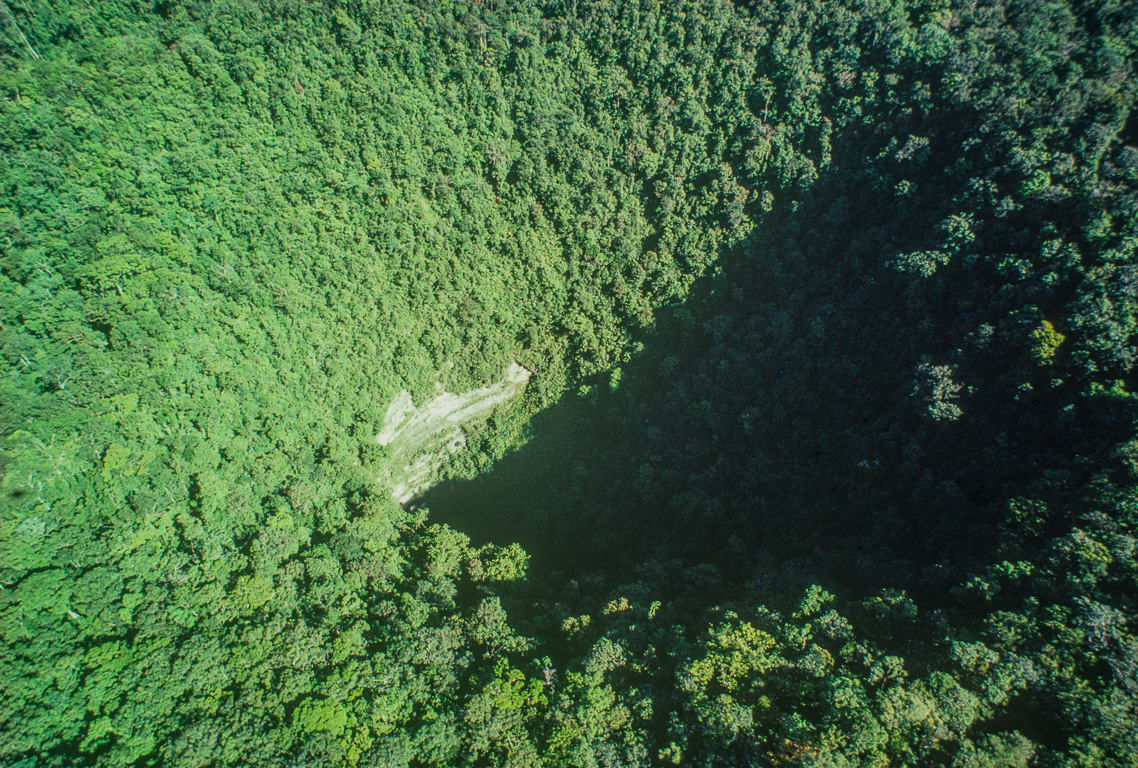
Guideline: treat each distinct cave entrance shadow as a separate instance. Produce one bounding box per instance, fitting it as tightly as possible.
[418,142,1098,604]
[418,291,918,599]
[418,252,946,601]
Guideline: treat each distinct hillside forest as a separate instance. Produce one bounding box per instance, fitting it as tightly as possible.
[2,0,1138,765]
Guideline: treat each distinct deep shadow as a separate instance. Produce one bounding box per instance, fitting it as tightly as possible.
[421,121,1131,608]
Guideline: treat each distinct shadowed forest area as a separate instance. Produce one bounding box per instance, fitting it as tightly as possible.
[2,0,1138,766]
[427,124,1134,594]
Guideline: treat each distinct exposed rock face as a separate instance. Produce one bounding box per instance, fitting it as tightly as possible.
[377,363,532,503]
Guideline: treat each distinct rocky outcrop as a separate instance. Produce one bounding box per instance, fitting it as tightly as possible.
[377,363,532,503]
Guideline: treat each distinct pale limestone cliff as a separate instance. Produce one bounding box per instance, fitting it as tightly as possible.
[377,363,532,503]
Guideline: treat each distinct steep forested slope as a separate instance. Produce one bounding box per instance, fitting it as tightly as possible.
[1,0,1136,766]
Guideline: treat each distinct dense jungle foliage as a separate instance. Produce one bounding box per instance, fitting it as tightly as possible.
[2,0,1137,765]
